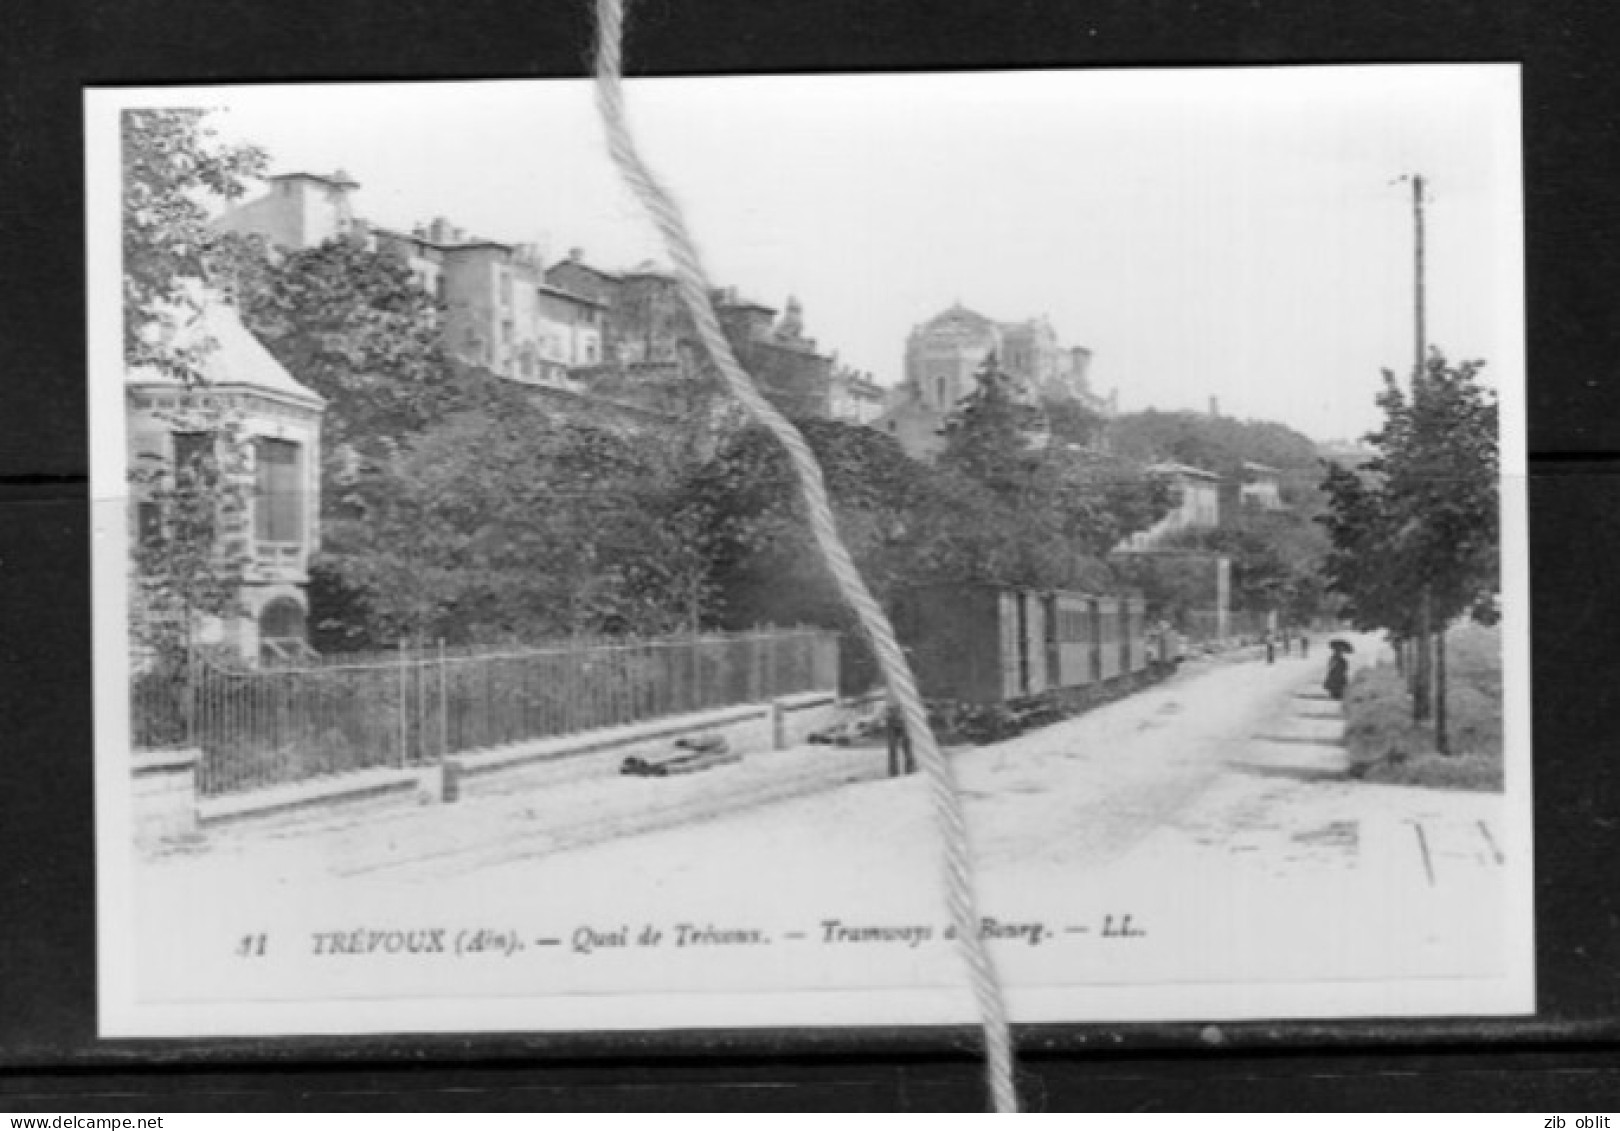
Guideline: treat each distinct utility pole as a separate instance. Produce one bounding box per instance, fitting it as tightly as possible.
[1413,174,1426,381]
[1414,176,1450,750]
[1406,174,1433,726]
[1409,174,1451,746]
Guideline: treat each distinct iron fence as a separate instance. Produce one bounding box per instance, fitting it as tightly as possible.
[134,628,838,797]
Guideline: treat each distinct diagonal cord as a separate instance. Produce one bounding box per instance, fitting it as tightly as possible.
[590,0,1018,1112]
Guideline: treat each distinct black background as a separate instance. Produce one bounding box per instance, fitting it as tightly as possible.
[3,0,1619,1112]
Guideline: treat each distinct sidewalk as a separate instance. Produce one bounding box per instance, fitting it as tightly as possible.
[132,636,1520,1017]
[1096,651,1511,984]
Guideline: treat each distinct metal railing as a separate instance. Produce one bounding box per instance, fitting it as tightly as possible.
[136,628,839,797]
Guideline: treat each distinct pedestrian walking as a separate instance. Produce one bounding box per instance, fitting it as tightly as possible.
[1324,640,1351,700]
[1300,635,1311,660]
[1265,632,1276,665]
[885,699,916,777]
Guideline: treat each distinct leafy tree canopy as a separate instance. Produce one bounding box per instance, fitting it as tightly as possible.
[122,109,266,379]
[1319,353,1500,635]
[228,235,480,455]
[311,403,700,649]
[1109,408,1323,504]
[122,108,265,668]
[1158,507,1332,622]
[937,357,1175,576]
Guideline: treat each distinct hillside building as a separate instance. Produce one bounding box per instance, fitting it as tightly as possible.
[216,176,607,388]
[216,175,845,423]
[1239,461,1285,511]
[877,302,1108,460]
[549,251,842,422]
[1121,462,1223,551]
[213,169,363,250]
[828,364,887,426]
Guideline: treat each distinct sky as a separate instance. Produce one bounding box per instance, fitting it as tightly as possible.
[154,66,1519,443]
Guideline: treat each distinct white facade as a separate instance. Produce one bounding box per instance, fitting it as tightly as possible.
[829,370,887,426]
[1122,463,1222,551]
[214,171,362,250]
[216,183,607,387]
[1240,461,1285,510]
[904,303,1002,412]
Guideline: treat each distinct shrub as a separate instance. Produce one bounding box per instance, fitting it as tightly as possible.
[1359,752,1503,791]
[927,700,1023,745]
[1343,666,1427,766]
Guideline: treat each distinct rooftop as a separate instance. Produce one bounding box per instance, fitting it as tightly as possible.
[915,302,998,333]
[1151,461,1223,481]
[128,286,325,408]
[549,260,621,282]
[535,282,607,309]
[269,169,360,190]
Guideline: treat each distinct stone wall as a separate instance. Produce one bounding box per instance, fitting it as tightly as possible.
[132,749,200,850]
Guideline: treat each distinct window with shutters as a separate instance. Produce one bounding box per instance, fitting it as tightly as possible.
[254,438,303,546]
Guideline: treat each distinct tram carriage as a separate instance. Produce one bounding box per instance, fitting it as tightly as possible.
[890,582,1152,706]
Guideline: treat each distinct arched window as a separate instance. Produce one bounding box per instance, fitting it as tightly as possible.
[259,598,309,664]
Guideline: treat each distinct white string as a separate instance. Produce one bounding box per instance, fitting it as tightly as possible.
[591,1,1018,1112]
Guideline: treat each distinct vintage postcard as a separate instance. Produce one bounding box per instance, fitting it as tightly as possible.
[89,67,1531,1038]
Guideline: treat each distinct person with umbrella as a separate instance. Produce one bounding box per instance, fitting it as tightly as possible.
[1324,639,1353,701]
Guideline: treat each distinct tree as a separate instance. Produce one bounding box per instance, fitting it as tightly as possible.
[1109,408,1324,507]
[691,418,961,623]
[123,108,266,703]
[229,235,469,458]
[1318,461,1417,637]
[227,234,545,649]
[933,356,1174,590]
[1319,352,1499,749]
[938,352,1045,494]
[1160,506,1332,625]
[684,416,1014,694]
[1041,446,1177,560]
[1043,397,1109,450]
[310,401,698,648]
[122,109,266,381]
[129,413,253,670]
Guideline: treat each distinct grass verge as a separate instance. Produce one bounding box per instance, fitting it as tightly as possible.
[1341,624,1503,792]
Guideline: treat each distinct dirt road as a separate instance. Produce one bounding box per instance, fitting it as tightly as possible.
[132,636,1523,1025]
[159,642,1363,888]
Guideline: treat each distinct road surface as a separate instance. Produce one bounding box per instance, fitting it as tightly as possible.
[131,638,1521,1024]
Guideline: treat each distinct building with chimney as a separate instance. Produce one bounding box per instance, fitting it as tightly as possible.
[548,249,841,421]
[364,218,608,385]
[216,178,607,387]
[217,179,842,420]
[214,170,364,250]
[714,291,836,419]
